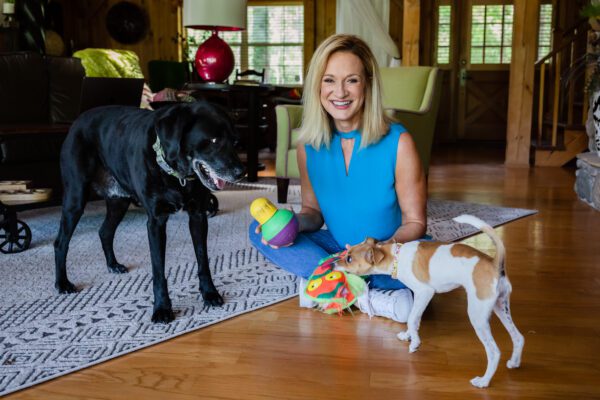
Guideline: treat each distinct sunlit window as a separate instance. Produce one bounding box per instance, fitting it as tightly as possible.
[538,3,553,61]
[436,5,452,65]
[187,4,304,85]
[470,4,514,64]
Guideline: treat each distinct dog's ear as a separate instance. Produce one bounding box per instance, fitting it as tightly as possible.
[155,109,183,161]
[365,237,376,245]
[372,247,385,264]
[365,248,374,264]
[366,247,385,265]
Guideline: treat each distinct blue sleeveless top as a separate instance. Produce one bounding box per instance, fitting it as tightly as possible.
[305,123,406,247]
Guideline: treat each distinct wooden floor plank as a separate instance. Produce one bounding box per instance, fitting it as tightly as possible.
[6,146,600,399]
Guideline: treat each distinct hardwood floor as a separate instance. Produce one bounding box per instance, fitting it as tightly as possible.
[8,145,600,399]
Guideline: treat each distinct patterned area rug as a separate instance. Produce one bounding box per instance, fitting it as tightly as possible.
[0,183,536,395]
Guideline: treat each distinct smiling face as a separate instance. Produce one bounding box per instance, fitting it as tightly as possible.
[320,51,367,132]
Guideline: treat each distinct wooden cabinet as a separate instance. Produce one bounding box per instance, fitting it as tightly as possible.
[0,27,18,52]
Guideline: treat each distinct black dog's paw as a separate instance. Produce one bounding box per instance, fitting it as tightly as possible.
[108,263,128,274]
[56,280,78,294]
[202,291,224,307]
[151,307,175,324]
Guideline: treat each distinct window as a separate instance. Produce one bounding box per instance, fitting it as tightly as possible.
[538,3,553,61]
[436,4,452,65]
[186,3,304,85]
[470,4,514,65]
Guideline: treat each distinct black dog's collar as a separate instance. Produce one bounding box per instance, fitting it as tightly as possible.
[152,137,196,186]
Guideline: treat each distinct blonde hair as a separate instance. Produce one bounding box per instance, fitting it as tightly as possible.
[298,34,391,149]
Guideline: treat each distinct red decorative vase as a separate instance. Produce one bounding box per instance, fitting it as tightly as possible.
[194,31,234,83]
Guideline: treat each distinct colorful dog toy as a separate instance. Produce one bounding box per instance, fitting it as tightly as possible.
[250,197,299,247]
[303,251,368,314]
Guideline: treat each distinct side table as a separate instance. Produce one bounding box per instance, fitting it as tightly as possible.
[0,27,18,52]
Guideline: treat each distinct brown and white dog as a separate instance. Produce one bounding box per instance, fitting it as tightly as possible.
[334,215,524,388]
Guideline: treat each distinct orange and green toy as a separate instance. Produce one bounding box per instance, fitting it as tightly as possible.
[250,197,299,247]
[303,251,368,314]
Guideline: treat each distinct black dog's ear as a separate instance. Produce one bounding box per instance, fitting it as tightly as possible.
[154,107,186,166]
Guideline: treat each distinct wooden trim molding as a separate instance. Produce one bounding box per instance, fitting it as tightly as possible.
[403,0,420,66]
[505,0,540,166]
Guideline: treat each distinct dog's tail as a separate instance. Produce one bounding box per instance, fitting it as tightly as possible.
[452,214,506,276]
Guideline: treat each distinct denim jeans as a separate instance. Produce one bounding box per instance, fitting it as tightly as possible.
[248,221,408,290]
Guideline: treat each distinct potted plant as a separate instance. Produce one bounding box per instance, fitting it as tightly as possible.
[579,0,600,156]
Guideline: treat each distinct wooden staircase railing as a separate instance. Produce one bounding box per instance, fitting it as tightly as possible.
[532,18,590,166]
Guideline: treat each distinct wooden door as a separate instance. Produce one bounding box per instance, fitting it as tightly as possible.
[456,0,513,141]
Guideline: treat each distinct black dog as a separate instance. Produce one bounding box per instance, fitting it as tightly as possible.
[54,101,245,323]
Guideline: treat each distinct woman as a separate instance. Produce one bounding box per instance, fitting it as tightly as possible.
[249,34,427,322]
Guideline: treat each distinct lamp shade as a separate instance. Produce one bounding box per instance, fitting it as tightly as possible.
[183,0,247,31]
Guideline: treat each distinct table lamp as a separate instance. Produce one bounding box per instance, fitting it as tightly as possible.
[183,0,247,83]
[2,0,15,27]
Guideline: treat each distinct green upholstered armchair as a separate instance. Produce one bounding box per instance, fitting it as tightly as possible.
[379,66,442,175]
[275,104,303,203]
[274,66,441,203]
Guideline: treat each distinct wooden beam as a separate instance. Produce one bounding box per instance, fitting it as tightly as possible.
[303,0,335,74]
[402,0,419,66]
[315,0,336,46]
[505,0,539,166]
[303,0,315,75]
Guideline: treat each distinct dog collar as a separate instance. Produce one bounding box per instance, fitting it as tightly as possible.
[391,243,401,279]
[153,136,196,186]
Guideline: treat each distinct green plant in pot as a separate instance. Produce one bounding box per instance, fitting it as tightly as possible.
[582,0,600,30]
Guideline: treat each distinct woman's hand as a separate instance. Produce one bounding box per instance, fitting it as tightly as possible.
[296,144,325,232]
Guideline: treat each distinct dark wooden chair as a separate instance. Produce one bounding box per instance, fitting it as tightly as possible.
[234,68,265,84]
[230,69,269,166]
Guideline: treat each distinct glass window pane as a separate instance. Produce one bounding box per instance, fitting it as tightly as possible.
[538,26,551,45]
[437,47,450,64]
[504,5,514,23]
[471,24,484,46]
[502,46,512,63]
[503,27,513,45]
[486,5,503,24]
[439,5,451,24]
[538,4,553,60]
[471,47,483,64]
[285,9,303,42]
[486,24,502,46]
[221,31,242,44]
[249,7,268,43]
[484,46,501,63]
[439,24,450,46]
[249,46,267,69]
[267,7,283,43]
[472,5,485,24]
[436,4,452,66]
[540,4,552,22]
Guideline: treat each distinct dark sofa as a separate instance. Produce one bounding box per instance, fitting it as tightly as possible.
[0,51,85,204]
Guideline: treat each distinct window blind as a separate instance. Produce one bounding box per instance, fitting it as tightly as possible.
[187,4,303,85]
